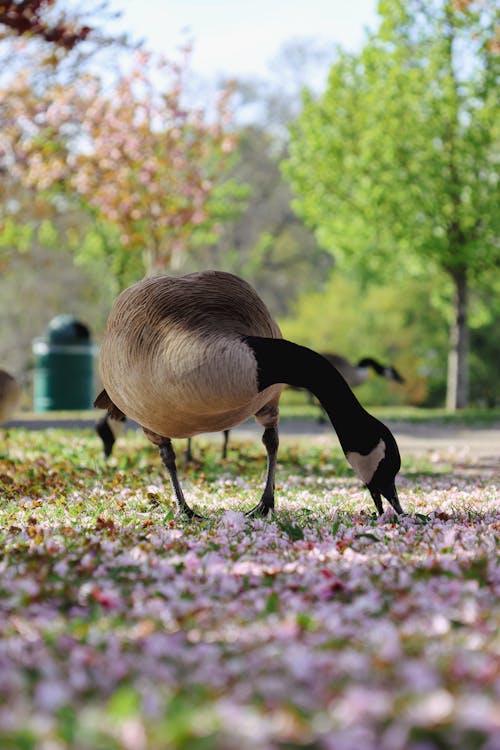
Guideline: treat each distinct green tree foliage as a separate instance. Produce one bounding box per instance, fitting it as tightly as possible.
[0,50,238,278]
[177,126,333,317]
[0,226,115,388]
[0,174,117,382]
[284,0,500,409]
[182,39,336,317]
[468,273,500,407]
[279,271,450,406]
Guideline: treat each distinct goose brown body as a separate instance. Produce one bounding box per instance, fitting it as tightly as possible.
[98,271,284,439]
[96,270,404,519]
[0,369,21,424]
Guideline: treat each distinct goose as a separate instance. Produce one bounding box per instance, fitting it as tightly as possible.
[291,353,404,404]
[309,353,405,422]
[95,413,229,461]
[322,354,404,388]
[94,270,403,519]
[95,353,403,460]
[0,369,21,426]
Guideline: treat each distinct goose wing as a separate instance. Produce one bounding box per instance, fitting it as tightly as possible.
[94,389,126,422]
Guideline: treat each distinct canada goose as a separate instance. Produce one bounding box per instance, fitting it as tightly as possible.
[0,369,21,425]
[95,414,229,461]
[94,271,403,519]
[288,354,404,409]
[95,357,402,459]
[322,354,404,388]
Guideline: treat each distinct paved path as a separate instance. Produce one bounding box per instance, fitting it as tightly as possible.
[382,422,500,465]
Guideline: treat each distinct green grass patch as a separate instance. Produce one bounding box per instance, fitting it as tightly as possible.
[0,427,498,750]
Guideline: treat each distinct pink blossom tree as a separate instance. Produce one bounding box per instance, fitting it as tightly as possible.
[1,48,237,278]
[0,0,91,49]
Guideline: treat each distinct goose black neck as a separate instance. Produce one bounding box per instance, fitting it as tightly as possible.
[245,337,371,449]
[357,357,384,374]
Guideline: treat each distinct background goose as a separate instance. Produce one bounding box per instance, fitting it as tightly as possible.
[95,270,403,518]
[311,353,405,422]
[322,354,404,388]
[95,413,229,462]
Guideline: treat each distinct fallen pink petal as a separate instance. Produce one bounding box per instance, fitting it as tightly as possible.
[0,427,498,749]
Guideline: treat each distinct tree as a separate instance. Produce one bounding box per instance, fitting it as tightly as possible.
[284,0,500,409]
[0,0,91,48]
[0,0,128,74]
[182,39,336,317]
[0,49,238,278]
[279,271,445,406]
[232,37,335,140]
[179,126,333,316]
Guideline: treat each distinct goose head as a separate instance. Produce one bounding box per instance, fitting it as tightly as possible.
[383,365,405,384]
[346,423,403,516]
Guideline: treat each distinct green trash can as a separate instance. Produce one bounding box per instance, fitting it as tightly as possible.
[33,315,96,411]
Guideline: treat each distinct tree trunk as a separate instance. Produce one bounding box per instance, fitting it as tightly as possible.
[446,266,469,410]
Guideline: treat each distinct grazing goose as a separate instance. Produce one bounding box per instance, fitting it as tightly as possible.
[94,270,403,518]
[95,354,402,460]
[310,353,405,422]
[0,369,21,425]
[322,354,404,388]
[95,413,229,461]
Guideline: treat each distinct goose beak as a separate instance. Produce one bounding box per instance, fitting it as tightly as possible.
[394,369,405,384]
[382,482,404,515]
[387,366,405,383]
[370,482,404,516]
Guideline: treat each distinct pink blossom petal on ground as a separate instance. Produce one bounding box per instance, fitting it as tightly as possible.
[0,431,499,749]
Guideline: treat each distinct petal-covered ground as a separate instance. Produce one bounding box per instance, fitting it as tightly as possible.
[0,428,499,750]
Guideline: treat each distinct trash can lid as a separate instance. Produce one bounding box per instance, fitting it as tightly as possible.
[47,315,91,345]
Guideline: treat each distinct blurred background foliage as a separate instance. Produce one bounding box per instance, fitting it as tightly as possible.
[0,0,498,410]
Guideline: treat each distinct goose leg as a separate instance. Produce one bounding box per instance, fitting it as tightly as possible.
[185,431,228,463]
[222,429,230,459]
[185,437,194,463]
[246,426,279,517]
[159,439,203,520]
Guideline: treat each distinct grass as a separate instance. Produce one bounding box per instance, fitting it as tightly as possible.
[0,426,498,749]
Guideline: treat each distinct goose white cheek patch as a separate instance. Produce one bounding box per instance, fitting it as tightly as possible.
[346,439,386,484]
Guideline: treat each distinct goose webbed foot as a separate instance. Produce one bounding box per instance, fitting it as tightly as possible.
[246,493,275,518]
[159,440,205,520]
[181,504,205,521]
[390,498,405,516]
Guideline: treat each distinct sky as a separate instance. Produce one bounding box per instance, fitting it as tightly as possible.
[108,0,379,82]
